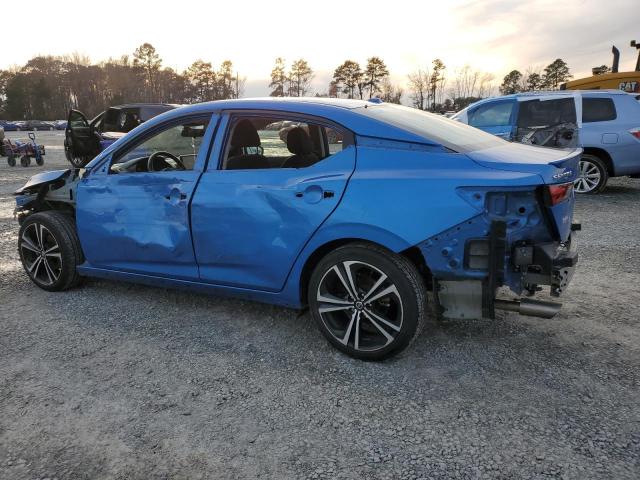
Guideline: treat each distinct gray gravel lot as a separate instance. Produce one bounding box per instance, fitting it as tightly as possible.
[1,131,639,479]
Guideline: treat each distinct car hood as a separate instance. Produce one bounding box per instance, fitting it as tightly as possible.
[466,142,581,185]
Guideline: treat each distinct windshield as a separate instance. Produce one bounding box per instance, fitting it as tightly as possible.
[361,103,506,152]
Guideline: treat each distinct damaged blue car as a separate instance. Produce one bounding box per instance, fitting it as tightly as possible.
[14,98,580,360]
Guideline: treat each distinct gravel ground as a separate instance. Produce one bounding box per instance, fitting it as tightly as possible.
[1,131,639,480]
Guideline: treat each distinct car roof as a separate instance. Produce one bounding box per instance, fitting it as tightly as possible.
[186,97,373,111]
[461,89,632,112]
[135,97,436,144]
[108,103,178,110]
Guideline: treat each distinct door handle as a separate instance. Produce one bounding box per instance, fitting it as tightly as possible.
[164,189,187,201]
[294,188,334,200]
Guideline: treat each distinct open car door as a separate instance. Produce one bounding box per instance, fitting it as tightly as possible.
[65,109,100,168]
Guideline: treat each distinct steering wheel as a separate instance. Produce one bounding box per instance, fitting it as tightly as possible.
[147,151,186,172]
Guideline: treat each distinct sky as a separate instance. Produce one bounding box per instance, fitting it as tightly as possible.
[3,0,639,97]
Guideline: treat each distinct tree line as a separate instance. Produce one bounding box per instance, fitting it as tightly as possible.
[498,58,572,94]
[0,44,575,120]
[0,43,245,120]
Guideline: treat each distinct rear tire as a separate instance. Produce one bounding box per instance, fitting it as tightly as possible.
[308,242,427,360]
[18,211,84,291]
[574,154,608,194]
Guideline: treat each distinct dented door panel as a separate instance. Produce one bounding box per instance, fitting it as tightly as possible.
[191,147,357,291]
[76,171,200,279]
[75,113,219,280]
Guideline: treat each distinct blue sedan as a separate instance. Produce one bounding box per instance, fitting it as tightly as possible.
[13,98,580,360]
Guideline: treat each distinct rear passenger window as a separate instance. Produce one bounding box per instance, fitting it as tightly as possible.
[582,98,617,122]
[468,102,513,127]
[221,116,351,170]
[517,98,576,127]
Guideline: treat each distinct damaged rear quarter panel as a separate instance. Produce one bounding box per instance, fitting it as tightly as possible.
[320,140,544,248]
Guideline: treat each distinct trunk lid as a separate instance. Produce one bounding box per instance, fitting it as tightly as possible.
[466,142,580,241]
[465,142,581,184]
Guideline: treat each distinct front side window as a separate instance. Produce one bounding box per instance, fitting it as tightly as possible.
[468,102,514,127]
[221,116,349,170]
[582,98,617,123]
[110,118,209,173]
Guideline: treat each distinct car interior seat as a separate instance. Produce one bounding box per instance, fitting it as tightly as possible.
[226,119,268,170]
[282,127,319,168]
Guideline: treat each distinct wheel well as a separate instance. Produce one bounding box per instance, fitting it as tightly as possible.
[17,200,75,225]
[298,239,433,305]
[582,147,614,176]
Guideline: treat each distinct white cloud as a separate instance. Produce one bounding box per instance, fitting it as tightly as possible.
[4,0,638,96]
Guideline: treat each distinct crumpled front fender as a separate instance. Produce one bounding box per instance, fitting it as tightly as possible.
[14,169,73,194]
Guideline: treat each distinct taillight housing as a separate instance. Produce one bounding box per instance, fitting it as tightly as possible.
[630,127,640,140]
[546,182,573,206]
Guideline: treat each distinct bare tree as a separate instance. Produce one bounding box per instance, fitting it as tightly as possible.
[451,65,480,100]
[449,66,495,109]
[477,72,495,98]
[379,78,403,104]
[407,68,430,110]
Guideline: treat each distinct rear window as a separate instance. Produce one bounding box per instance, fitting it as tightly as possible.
[362,104,505,152]
[582,98,616,122]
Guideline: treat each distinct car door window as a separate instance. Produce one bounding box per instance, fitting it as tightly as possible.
[110,118,209,173]
[517,98,576,127]
[221,115,350,170]
[468,102,513,127]
[582,98,616,122]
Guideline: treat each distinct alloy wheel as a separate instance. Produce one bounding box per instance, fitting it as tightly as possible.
[574,159,601,193]
[316,261,403,352]
[19,223,62,286]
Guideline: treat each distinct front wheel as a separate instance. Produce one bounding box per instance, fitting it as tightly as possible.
[308,243,427,360]
[18,211,84,291]
[574,154,608,194]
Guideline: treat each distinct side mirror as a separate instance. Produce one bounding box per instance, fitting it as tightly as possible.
[28,132,36,141]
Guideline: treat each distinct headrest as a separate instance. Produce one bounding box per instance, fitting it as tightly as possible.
[286,127,313,155]
[231,119,260,148]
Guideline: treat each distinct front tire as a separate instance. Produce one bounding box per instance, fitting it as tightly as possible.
[574,154,608,194]
[18,212,84,291]
[308,243,427,360]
